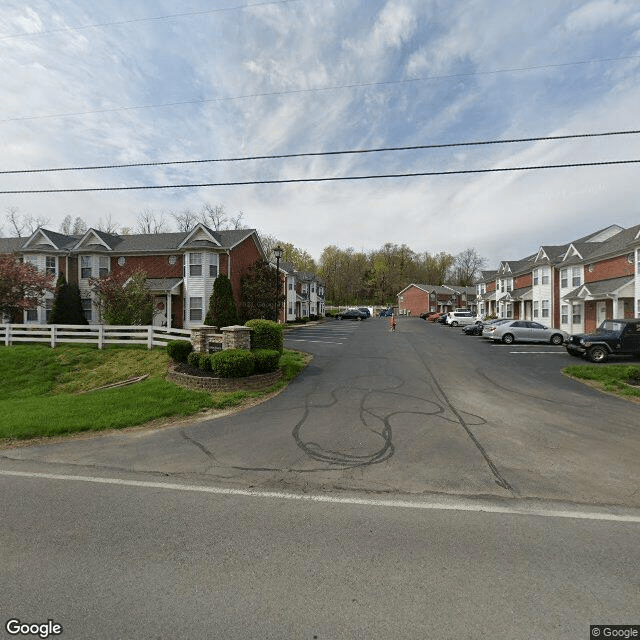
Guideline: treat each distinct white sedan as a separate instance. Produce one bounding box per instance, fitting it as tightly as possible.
[488,320,567,345]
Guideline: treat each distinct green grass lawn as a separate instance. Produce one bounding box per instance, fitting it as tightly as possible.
[564,363,640,400]
[0,343,307,441]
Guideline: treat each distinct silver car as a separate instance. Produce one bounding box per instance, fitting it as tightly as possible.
[489,320,567,345]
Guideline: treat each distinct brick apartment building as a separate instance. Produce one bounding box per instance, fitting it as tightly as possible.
[476,224,640,333]
[0,223,265,328]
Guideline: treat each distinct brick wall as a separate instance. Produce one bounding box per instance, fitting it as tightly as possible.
[400,286,431,316]
[585,254,634,283]
[109,254,184,279]
[227,235,263,310]
[514,273,532,288]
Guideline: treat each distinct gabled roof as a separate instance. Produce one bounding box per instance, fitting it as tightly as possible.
[562,276,635,300]
[178,224,221,249]
[75,228,122,252]
[22,227,77,252]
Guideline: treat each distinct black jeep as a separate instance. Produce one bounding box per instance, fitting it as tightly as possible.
[565,319,640,363]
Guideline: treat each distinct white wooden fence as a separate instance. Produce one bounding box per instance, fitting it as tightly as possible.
[0,324,191,349]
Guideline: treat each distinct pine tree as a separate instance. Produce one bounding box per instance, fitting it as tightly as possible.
[204,274,239,327]
[49,273,88,324]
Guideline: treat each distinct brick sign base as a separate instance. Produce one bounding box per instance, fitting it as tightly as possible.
[166,362,282,392]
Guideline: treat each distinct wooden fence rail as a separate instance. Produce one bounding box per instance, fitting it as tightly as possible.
[0,324,191,349]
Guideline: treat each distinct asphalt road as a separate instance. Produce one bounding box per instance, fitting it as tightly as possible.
[3,316,639,507]
[1,317,639,639]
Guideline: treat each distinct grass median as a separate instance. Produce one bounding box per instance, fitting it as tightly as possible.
[0,343,307,441]
[564,363,640,401]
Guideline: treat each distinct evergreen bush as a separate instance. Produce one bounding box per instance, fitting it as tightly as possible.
[198,352,213,372]
[187,351,200,368]
[252,349,281,374]
[210,349,255,378]
[204,274,239,327]
[245,319,284,354]
[49,274,88,325]
[167,340,193,363]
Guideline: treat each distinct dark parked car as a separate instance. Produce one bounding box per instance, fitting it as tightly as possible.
[337,309,368,320]
[565,319,640,362]
[379,308,393,317]
[437,314,448,324]
[358,307,372,318]
[463,323,484,336]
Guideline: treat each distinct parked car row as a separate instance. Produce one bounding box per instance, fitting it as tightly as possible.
[336,307,371,320]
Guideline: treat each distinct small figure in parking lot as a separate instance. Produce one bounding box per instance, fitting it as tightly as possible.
[389,314,397,332]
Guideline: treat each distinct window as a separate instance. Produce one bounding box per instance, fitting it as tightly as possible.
[45,299,53,323]
[506,303,513,318]
[99,256,110,277]
[189,297,203,322]
[533,269,539,285]
[82,298,92,322]
[81,256,92,279]
[26,308,38,321]
[533,301,539,318]
[289,282,293,290]
[561,305,569,324]
[560,269,568,289]
[189,253,202,277]
[572,303,582,324]
[506,279,513,292]
[541,299,550,318]
[46,256,56,275]
[541,267,550,285]
[572,267,581,287]
[209,264,218,278]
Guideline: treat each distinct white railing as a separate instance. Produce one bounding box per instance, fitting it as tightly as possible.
[0,324,191,349]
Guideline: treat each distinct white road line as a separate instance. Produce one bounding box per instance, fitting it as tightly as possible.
[509,351,566,354]
[1,470,639,523]
[285,339,344,344]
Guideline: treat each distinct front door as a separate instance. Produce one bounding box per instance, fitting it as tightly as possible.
[596,301,607,326]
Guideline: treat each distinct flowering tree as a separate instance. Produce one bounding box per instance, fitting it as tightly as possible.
[90,270,154,325]
[0,254,55,321]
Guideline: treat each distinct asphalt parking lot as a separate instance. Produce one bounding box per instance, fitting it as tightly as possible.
[2,316,639,508]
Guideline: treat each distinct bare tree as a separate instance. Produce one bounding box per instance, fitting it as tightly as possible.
[60,215,87,236]
[7,207,26,237]
[135,208,168,234]
[6,207,49,236]
[450,248,486,286]
[97,213,119,234]
[199,203,227,230]
[229,210,247,230]
[172,207,199,233]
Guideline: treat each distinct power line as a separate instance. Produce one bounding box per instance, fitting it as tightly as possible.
[2,129,639,175]
[2,54,638,124]
[0,0,298,40]
[1,159,638,194]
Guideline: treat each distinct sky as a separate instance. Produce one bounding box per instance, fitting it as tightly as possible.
[1,0,640,269]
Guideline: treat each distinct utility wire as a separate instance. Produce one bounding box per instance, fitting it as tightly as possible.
[0,0,298,40]
[2,54,638,124]
[2,129,639,175]
[1,159,638,194]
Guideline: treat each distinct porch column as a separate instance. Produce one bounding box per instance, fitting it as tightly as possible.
[166,294,172,328]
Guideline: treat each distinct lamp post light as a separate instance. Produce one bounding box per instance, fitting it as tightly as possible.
[273,245,283,322]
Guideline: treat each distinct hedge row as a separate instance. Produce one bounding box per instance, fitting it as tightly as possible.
[178,347,281,378]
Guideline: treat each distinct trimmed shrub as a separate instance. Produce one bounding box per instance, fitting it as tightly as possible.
[252,349,281,374]
[198,352,213,372]
[167,340,193,363]
[187,351,200,368]
[210,349,255,378]
[245,319,284,354]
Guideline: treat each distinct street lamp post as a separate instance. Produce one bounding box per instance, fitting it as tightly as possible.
[273,245,283,322]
